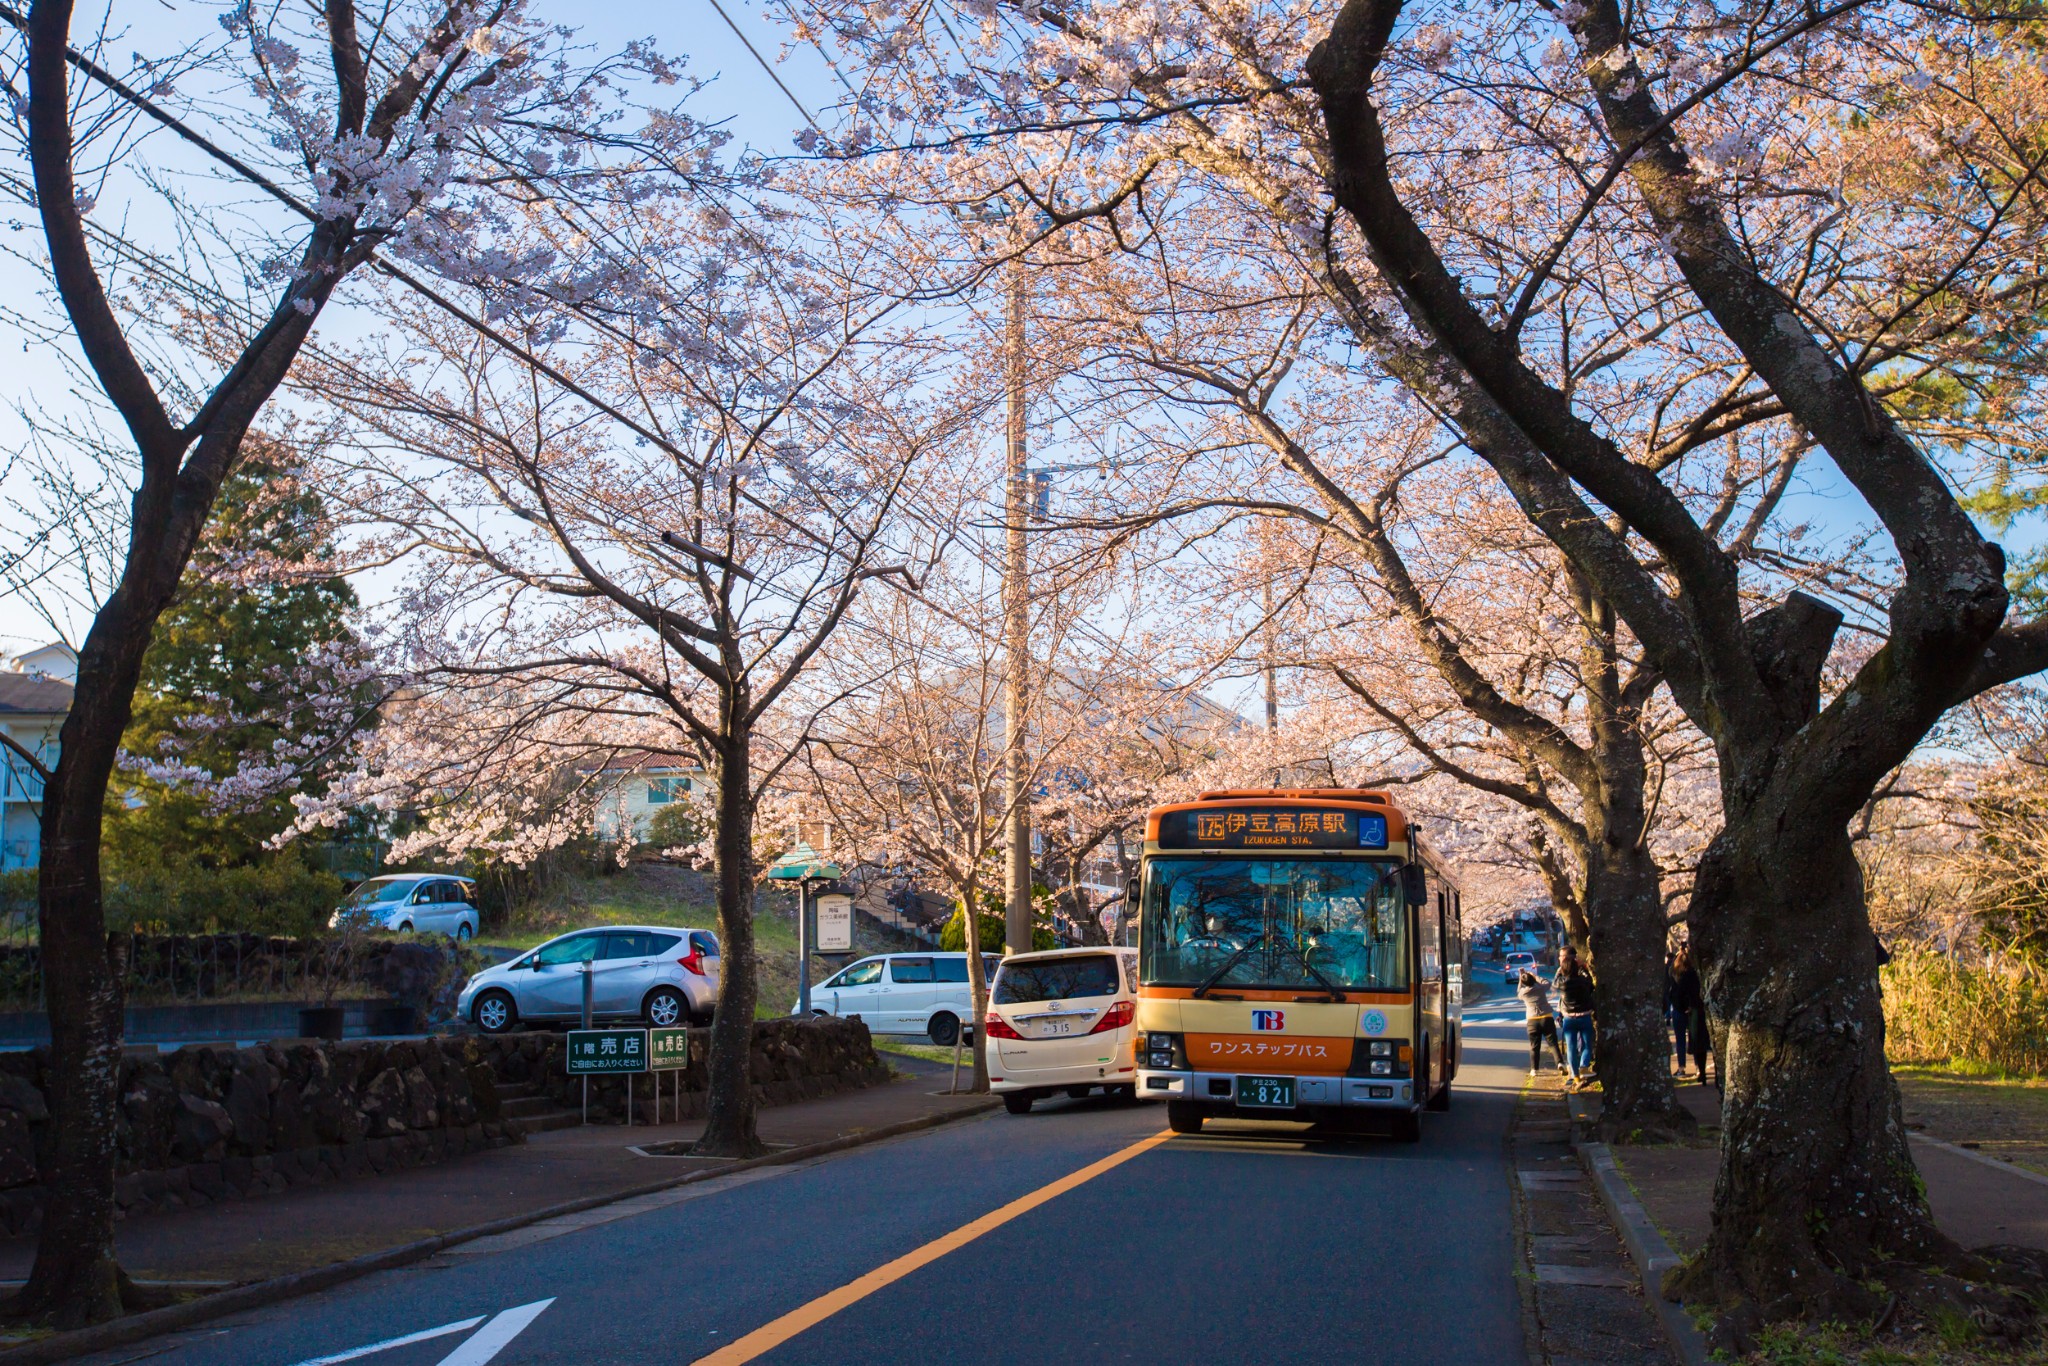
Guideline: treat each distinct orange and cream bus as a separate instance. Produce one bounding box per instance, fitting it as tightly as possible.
[1130,789,1465,1141]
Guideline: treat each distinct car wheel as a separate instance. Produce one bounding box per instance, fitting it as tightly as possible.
[474,991,517,1035]
[396,920,414,934]
[1065,1086,1093,1100]
[643,987,687,1029]
[1002,1092,1034,1115]
[927,1012,960,1046]
[455,921,473,942]
[1166,1102,1205,1134]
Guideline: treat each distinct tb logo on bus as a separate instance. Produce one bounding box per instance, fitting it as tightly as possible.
[1250,1009,1286,1031]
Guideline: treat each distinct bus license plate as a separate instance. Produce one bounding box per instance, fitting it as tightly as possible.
[1237,1075,1295,1109]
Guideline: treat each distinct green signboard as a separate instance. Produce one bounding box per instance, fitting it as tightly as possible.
[648,1026,692,1072]
[565,1028,648,1074]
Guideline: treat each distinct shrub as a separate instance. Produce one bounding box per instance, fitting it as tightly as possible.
[1882,948,2048,1077]
[645,802,704,852]
[103,855,345,939]
[940,908,1056,952]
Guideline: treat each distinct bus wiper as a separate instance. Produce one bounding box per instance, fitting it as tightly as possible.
[1192,941,1259,999]
[1287,940,1344,1002]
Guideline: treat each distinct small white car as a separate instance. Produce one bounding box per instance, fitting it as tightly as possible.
[330,874,480,940]
[798,952,1002,1045]
[458,926,721,1034]
[984,948,1140,1114]
[1505,950,1537,978]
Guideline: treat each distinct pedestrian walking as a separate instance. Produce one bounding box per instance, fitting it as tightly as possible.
[1517,969,1567,1076]
[1667,947,1703,1080]
[1554,947,1596,1086]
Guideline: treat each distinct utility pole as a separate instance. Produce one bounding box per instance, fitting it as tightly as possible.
[1259,522,1279,732]
[1003,252,1033,957]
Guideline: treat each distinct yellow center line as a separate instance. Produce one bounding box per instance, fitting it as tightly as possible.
[691,1129,1176,1366]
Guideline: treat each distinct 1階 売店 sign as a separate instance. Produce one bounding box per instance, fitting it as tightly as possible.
[565,1029,648,1074]
[648,1026,691,1071]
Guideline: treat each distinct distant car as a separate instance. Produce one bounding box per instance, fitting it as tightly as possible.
[798,952,1002,1045]
[984,948,1140,1114]
[1505,951,1537,977]
[330,874,480,940]
[458,926,721,1035]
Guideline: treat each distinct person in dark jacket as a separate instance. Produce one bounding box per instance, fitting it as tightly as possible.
[1553,947,1596,1086]
[1666,948,1703,1080]
[1518,970,1567,1076]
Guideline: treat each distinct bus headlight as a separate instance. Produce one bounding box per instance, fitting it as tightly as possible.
[1140,1032,1182,1069]
[1370,1059,1393,1076]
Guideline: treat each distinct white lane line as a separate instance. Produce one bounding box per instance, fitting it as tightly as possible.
[435,1299,555,1366]
[289,1317,486,1366]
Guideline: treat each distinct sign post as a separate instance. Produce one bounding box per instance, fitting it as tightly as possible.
[650,1026,690,1125]
[566,1028,648,1126]
[766,848,843,1020]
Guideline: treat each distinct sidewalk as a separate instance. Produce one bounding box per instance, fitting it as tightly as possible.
[0,1058,992,1287]
[1605,1082,2048,1256]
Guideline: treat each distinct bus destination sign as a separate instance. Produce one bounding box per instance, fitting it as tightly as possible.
[1158,807,1389,851]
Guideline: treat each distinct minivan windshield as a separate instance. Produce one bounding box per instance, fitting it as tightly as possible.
[994,954,1121,1004]
[1142,857,1409,992]
[345,877,414,905]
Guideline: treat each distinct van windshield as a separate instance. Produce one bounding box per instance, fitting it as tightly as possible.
[994,955,1121,1004]
[1141,857,1409,991]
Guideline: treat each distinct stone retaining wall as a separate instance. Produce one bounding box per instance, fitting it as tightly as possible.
[0,1037,516,1236]
[478,1015,893,1123]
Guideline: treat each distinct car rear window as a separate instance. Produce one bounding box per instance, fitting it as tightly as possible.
[993,955,1122,1004]
[690,931,719,957]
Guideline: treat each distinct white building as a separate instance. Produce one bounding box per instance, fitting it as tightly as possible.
[585,751,711,842]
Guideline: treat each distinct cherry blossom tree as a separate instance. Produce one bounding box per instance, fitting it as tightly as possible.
[0,0,720,1324]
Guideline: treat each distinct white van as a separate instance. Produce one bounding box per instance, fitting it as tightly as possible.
[984,948,1141,1114]
[799,952,1003,1045]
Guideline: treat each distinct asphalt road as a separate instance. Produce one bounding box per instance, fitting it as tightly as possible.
[78,1003,1530,1366]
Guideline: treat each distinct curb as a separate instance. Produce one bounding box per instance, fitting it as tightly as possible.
[0,1097,1001,1366]
[1575,1140,1714,1366]
[1910,1131,2048,1190]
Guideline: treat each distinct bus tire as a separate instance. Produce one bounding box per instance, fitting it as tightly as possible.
[1167,1102,1205,1134]
[1426,1081,1451,1112]
[1391,1110,1422,1142]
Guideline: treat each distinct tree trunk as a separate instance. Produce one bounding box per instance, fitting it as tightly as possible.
[694,729,764,1158]
[1675,814,1951,1323]
[1583,838,1692,1140]
[957,875,990,1094]
[8,615,160,1325]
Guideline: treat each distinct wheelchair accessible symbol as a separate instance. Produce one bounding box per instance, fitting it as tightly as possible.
[1362,1010,1387,1036]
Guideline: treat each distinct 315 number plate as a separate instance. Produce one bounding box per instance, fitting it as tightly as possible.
[1236,1075,1295,1108]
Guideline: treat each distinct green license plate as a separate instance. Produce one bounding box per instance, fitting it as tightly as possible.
[1236,1075,1295,1108]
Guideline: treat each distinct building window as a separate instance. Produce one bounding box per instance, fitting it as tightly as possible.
[647,776,690,804]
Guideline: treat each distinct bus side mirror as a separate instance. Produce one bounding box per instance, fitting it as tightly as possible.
[1125,878,1139,909]
[1403,865,1428,907]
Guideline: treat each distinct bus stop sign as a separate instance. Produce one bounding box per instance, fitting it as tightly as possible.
[815,892,854,953]
[565,1029,648,1074]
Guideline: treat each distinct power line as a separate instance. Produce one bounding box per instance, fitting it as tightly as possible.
[703,0,821,133]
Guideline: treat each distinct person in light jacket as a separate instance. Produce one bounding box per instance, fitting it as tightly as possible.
[1518,970,1567,1077]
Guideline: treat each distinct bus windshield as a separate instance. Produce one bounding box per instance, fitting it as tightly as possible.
[1142,857,1409,992]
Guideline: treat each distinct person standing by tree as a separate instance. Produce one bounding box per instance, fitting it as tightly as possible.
[1518,969,1566,1078]
[1555,947,1597,1088]
[1667,948,1704,1082]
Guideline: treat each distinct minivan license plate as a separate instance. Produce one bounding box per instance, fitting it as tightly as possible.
[1236,1075,1295,1108]
[1041,1019,1073,1036]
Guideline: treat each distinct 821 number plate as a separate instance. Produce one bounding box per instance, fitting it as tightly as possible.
[1236,1075,1295,1108]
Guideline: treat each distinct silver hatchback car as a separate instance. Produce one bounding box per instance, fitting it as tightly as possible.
[458,925,721,1034]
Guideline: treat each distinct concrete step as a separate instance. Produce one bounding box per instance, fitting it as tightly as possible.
[496,1081,541,1102]
[510,1109,583,1135]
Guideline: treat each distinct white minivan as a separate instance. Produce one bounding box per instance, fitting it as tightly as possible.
[800,952,1003,1045]
[984,948,1140,1114]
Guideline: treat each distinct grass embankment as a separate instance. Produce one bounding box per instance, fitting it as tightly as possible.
[479,863,823,1020]
[1883,950,2048,1079]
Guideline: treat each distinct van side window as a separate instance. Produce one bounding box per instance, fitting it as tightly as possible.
[836,960,884,987]
[890,957,934,983]
[931,958,968,983]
